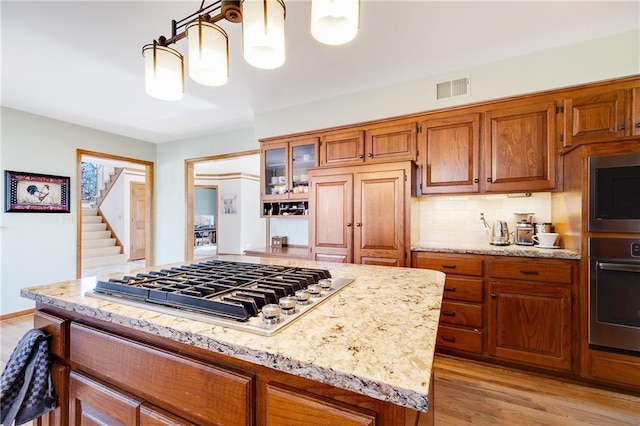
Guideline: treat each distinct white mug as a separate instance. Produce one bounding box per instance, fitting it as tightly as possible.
[533,232,558,247]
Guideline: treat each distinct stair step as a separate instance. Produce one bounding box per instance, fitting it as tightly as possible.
[83,254,128,268]
[82,246,122,258]
[83,223,107,232]
[83,238,116,249]
[82,215,103,224]
[82,209,98,216]
[82,230,112,240]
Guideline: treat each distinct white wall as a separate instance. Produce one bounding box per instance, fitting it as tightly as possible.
[240,177,265,252]
[0,108,155,315]
[155,128,259,264]
[255,30,639,139]
[100,170,145,258]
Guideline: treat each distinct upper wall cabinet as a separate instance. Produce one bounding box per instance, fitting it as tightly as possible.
[483,101,557,193]
[319,123,417,167]
[419,113,481,194]
[560,89,629,148]
[632,87,640,136]
[261,137,318,202]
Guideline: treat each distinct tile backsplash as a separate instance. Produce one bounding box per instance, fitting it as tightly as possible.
[413,192,552,245]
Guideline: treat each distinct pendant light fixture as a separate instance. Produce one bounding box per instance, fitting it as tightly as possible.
[186,19,229,86]
[311,0,360,46]
[142,1,360,100]
[142,41,184,101]
[241,0,286,70]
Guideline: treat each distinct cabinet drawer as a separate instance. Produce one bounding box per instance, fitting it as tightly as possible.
[440,301,482,327]
[266,382,376,426]
[34,310,68,359]
[437,325,483,354]
[70,323,253,426]
[442,277,483,302]
[489,260,572,284]
[413,255,483,276]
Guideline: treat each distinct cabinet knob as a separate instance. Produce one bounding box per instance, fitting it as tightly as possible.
[486,177,492,183]
[367,153,374,158]
[636,122,640,129]
[491,293,497,298]
[359,154,364,159]
[347,222,352,227]
[474,178,479,183]
[356,222,362,227]
[618,124,626,131]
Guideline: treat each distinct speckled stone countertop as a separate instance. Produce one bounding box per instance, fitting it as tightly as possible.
[412,242,581,260]
[21,255,445,412]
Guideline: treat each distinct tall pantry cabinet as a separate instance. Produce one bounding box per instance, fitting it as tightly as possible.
[308,162,415,266]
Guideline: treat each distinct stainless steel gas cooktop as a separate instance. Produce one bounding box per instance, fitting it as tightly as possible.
[88,259,353,336]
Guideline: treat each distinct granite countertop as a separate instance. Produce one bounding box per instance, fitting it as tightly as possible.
[411,242,581,260]
[21,255,445,412]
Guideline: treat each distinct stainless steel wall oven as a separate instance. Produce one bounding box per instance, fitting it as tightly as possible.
[588,152,640,233]
[589,237,640,354]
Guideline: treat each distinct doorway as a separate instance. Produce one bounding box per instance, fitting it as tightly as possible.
[77,149,154,277]
[185,150,262,261]
[194,185,218,258]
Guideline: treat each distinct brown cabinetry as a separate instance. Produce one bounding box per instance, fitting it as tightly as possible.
[261,136,318,217]
[419,113,480,194]
[560,89,629,148]
[265,383,376,426]
[310,162,413,266]
[412,252,484,354]
[487,258,574,371]
[483,101,557,192]
[319,123,417,167]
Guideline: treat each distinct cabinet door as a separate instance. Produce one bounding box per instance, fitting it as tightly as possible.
[140,404,196,426]
[488,281,571,371]
[265,383,376,426]
[69,371,141,426]
[483,101,557,192]
[289,138,318,200]
[632,87,640,136]
[562,89,628,147]
[262,141,289,200]
[354,168,405,266]
[319,130,365,167]
[309,173,353,263]
[419,114,480,194]
[365,122,417,163]
[34,361,69,426]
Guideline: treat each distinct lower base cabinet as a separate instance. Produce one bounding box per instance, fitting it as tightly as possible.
[33,306,426,426]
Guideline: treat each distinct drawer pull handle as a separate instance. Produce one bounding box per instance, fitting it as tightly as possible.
[441,264,457,269]
[444,287,456,292]
[520,270,539,275]
[441,311,456,317]
[442,336,456,342]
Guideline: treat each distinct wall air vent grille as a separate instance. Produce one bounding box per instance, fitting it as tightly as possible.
[436,76,470,100]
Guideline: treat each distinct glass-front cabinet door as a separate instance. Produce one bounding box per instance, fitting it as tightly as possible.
[262,141,288,201]
[289,138,318,200]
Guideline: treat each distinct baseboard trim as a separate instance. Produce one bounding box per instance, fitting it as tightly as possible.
[0,308,34,321]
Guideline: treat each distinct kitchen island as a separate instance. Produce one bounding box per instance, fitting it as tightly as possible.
[22,255,445,425]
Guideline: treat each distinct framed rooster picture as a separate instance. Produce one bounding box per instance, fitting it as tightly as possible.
[4,170,70,213]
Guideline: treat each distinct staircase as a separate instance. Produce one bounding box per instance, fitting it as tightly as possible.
[81,209,127,268]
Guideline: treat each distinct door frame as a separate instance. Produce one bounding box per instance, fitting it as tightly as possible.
[76,149,154,277]
[185,150,260,261]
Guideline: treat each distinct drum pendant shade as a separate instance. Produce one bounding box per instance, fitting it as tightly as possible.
[143,43,184,101]
[186,20,229,86]
[241,0,286,70]
[311,0,359,46]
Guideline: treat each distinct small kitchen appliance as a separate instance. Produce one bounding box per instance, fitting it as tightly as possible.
[514,213,535,246]
[490,220,511,246]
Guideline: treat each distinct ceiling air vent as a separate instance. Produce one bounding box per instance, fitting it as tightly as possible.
[436,76,470,100]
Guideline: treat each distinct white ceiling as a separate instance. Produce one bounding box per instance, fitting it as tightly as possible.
[1,1,638,144]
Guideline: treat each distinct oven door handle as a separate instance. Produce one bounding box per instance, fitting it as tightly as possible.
[598,262,640,273]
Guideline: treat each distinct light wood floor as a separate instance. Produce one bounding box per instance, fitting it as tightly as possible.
[2,314,639,425]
